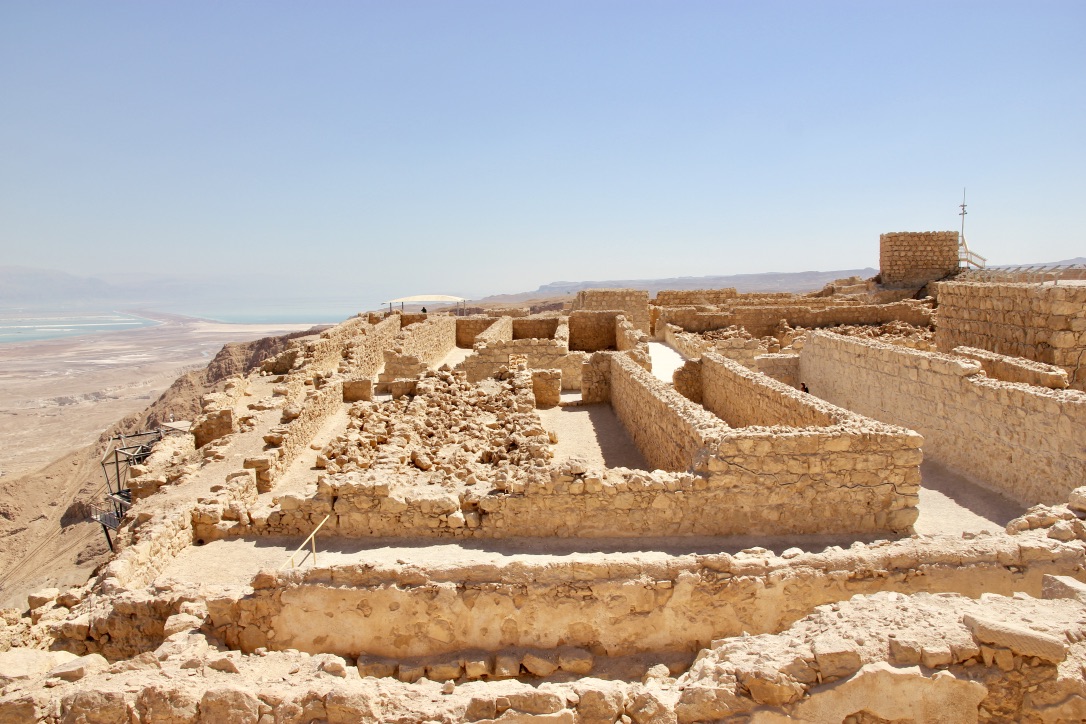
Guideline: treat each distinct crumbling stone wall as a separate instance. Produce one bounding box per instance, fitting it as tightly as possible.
[571,289,651,334]
[755,353,801,388]
[203,532,1085,663]
[654,288,738,306]
[879,230,959,287]
[378,316,456,388]
[462,317,583,390]
[568,310,620,351]
[245,380,344,492]
[609,353,920,532]
[609,353,726,472]
[659,301,933,338]
[455,316,498,347]
[953,346,1069,389]
[801,331,1086,506]
[512,317,560,340]
[933,280,1086,390]
[700,353,833,428]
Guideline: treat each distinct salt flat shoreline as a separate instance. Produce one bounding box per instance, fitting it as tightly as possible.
[0,311,323,479]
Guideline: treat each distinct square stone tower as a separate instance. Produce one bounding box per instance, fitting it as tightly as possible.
[879,231,960,287]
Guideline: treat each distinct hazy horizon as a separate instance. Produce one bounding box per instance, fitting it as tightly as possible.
[2,2,1083,303]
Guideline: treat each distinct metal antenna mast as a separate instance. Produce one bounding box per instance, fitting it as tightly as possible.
[959,188,967,245]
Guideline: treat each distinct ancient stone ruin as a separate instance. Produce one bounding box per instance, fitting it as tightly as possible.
[2,231,1086,722]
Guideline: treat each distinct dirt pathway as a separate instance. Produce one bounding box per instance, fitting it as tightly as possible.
[647,342,685,384]
[536,404,648,471]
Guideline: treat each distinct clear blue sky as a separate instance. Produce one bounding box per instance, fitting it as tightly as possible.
[1,1,1083,304]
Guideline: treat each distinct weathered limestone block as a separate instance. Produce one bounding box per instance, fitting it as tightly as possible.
[961,614,1068,662]
[531,369,561,408]
[192,407,236,448]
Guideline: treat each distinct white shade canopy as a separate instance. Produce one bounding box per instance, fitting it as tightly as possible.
[384,295,466,304]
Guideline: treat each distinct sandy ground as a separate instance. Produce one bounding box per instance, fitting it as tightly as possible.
[647,341,685,383]
[537,404,649,470]
[0,311,317,480]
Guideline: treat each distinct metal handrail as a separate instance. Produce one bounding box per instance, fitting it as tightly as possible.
[281,514,332,569]
[957,263,1086,284]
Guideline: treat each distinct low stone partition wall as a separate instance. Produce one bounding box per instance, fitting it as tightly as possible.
[571,289,651,334]
[456,316,499,347]
[475,315,513,345]
[204,532,1086,661]
[609,353,921,532]
[513,317,561,340]
[953,345,1069,388]
[800,331,1086,506]
[463,340,583,390]
[662,323,709,359]
[190,377,250,448]
[378,316,456,388]
[262,315,399,376]
[755,353,801,388]
[342,314,400,377]
[569,310,620,351]
[96,504,196,595]
[659,301,933,338]
[609,353,727,472]
[654,288,739,306]
[933,280,1086,390]
[700,352,833,428]
[244,380,344,492]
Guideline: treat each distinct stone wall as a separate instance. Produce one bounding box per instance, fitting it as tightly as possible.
[879,231,959,287]
[700,353,834,428]
[377,316,456,388]
[463,340,584,390]
[755,353,801,388]
[662,324,708,360]
[653,288,738,306]
[244,380,344,492]
[474,316,513,345]
[933,280,1086,390]
[512,317,560,340]
[204,532,1084,662]
[342,315,401,378]
[609,353,920,532]
[658,301,933,337]
[571,289,651,334]
[800,331,1086,506]
[953,346,1069,389]
[569,310,619,351]
[455,316,498,348]
[609,353,726,472]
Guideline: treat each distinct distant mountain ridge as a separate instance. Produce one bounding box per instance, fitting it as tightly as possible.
[478,268,880,304]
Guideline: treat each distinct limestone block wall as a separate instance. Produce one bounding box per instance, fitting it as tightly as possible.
[653,288,739,306]
[609,353,921,532]
[659,301,933,338]
[569,310,619,351]
[463,340,584,390]
[475,316,513,345]
[608,353,726,472]
[933,281,1086,390]
[879,231,959,287]
[700,353,834,428]
[245,380,345,492]
[202,533,1086,661]
[378,316,457,386]
[754,353,801,389]
[342,315,401,378]
[662,324,709,360]
[571,289,651,334]
[455,316,498,348]
[800,331,1086,506]
[513,317,561,340]
[953,346,1069,389]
